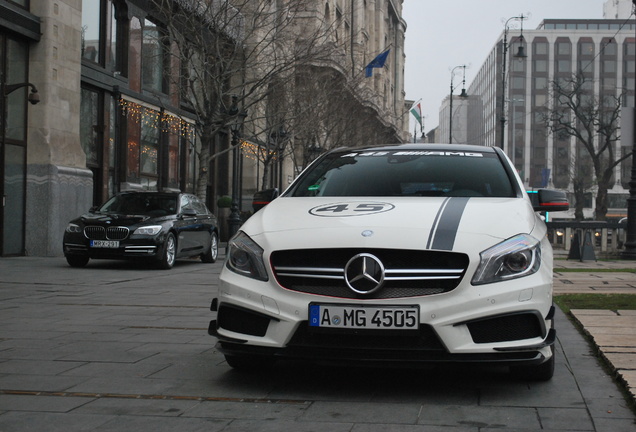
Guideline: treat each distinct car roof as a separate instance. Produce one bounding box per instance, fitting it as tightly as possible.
[327,143,499,155]
[116,191,182,196]
[330,143,497,153]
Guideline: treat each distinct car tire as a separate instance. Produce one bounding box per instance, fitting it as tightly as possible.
[510,346,555,381]
[158,232,176,270]
[201,232,219,263]
[225,354,275,370]
[66,255,89,268]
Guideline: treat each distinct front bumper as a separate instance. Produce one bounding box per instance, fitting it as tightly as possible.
[63,233,166,261]
[209,267,556,367]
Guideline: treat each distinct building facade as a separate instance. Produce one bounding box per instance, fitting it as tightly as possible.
[460,17,635,219]
[0,0,406,257]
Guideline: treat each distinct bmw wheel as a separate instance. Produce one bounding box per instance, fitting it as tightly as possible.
[158,233,176,269]
[201,232,219,263]
[66,255,89,268]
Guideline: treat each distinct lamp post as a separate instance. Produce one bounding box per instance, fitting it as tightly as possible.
[499,14,527,150]
[449,65,468,144]
[227,97,247,240]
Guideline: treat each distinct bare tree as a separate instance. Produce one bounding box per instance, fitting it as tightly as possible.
[545,73,632,220]
[148,0,337,202]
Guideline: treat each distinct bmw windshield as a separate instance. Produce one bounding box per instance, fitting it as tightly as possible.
[98,194,178,216]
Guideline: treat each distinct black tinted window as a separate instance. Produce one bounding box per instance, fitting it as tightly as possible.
[289,150,515,198]
[100,194,177,215]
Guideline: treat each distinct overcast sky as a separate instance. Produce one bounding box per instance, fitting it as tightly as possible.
[402,0,610,134]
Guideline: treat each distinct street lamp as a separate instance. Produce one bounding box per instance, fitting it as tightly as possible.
[449,65,468,144]
[499,14,527,150]
[227,97,247,240]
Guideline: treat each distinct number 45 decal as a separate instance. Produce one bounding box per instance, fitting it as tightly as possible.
[309,202,395,217]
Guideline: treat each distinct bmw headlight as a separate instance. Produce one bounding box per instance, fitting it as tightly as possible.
[226,231,269,281]
[472,234,541,285]
[66,223,82,233]
[134,225,162,236]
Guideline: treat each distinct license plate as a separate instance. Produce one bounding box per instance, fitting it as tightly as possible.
[90,240,119,248]
[309,304,419,330]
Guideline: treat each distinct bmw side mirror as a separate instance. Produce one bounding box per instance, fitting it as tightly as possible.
[181,208,197,218]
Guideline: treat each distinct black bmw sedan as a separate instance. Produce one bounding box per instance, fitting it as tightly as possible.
[63,191,219,269]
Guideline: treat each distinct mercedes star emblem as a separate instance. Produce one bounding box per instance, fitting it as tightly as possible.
[344,253,385,295]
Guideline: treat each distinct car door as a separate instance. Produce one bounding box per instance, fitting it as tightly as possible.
[191,196,213,250]
[176,195,200,254]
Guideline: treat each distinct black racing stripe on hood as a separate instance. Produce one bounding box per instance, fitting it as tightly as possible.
[426,197,470,251]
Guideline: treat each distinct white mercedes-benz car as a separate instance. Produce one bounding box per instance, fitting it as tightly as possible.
[209,144,568,380]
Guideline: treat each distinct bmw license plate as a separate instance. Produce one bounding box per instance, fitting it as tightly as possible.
[309,303,419,330]
[90,240,119,248]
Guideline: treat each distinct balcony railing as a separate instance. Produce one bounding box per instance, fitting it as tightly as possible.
[546,220,627,259]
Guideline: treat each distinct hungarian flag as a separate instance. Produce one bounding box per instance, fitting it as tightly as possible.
[365,49,390,77]
[410,103,422,126]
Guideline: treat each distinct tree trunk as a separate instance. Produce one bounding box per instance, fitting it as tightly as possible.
[261,159,271,190]
[573,180,586,221]
[595,186,608,221]
[196,135,211,201]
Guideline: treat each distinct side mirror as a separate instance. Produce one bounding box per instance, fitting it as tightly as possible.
[530,189,569,213]
[252,188,279,212]
[181,208,197,218]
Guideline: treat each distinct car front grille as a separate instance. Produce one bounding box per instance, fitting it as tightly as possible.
[84,226,130,240]
[288,322,445,351]
[271,248,468,299]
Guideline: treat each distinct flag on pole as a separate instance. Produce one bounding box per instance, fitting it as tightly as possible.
[365,49,390,77]
[410,102,422,126]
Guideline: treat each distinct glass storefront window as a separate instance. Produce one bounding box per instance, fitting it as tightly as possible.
[80,88,99,165]
[142,19,165,93]
[108,97,116,197]
[127,113,141,181]
[5,38,28,141]
[168,131,179,189]
[82,0,101,63]
[141,118,159,175]
[3,145,25,255]
[129,17,142,91]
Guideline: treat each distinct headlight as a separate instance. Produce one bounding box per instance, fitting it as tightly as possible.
[472,234,541,285]
[133,225,162,236]
[226,231,269,281]
[66,223,82,233]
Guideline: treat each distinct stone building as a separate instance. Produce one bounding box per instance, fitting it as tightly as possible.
[0,0,406,257]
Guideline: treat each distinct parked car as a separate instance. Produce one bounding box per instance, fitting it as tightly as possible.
[63,191,219,269]
[209,143,569,380]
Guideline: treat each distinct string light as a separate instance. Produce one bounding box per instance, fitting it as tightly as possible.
[119,99,195,140]
[241,140,279,161]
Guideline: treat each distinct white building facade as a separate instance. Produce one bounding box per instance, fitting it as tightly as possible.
[462,18,635,219]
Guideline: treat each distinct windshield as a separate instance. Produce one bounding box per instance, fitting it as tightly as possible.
[99,194,178,216]
[288,149,516,198]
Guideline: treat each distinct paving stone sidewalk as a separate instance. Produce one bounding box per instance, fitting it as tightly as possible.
[554,257,636,407]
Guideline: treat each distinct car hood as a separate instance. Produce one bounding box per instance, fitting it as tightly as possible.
[242,196,540,254]
[76,212,156,225]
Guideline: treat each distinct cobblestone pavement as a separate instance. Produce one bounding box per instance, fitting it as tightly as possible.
[0,256,635,431]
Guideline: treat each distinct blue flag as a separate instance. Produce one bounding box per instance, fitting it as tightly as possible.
[365,49,390,77]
